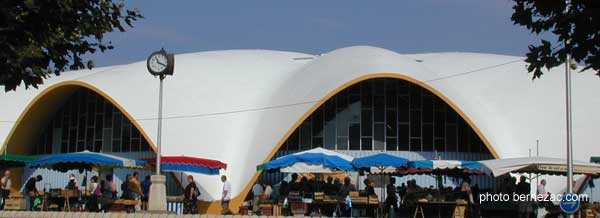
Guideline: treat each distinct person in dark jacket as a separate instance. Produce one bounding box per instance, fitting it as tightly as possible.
[385,177,398,218]
[23,175,42,211]
[183,175,199,214]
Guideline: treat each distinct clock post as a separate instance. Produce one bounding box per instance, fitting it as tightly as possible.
[146,48,174,212]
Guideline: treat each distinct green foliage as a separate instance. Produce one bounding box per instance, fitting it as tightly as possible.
[511,0,600,79]
[0,0,142,91]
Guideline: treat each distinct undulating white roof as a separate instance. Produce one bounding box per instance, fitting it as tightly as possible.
[1,46,599,201]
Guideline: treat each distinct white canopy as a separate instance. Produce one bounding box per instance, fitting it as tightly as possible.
[479,156,600,177]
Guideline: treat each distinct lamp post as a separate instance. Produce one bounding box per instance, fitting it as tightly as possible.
[146,48,174,212]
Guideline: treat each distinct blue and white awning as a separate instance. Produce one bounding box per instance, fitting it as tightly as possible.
[352,153,409,174]
[259,147,354,173]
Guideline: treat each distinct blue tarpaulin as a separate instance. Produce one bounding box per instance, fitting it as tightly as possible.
[27,151,147,172]
[352,153,409,168]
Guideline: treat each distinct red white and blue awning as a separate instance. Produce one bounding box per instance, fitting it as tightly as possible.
[143,156,227,175]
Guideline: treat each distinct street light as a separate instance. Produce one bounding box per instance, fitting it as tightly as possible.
[146,48,174,212]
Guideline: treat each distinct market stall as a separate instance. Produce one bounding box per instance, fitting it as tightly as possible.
[479,157,600,218]
[256,147,355,216]
[403,159,484,218]
[21,151,148,212]
[352,153,409,217]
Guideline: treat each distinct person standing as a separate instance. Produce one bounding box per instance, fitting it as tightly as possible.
[65,174,79,190]
[140,175,151,210]
[183,175,199,214]
[23,175,42,211]
[87,176,100,212]
[221,175,232,214]
[0,170,12,210]
[385,177,398,218]
[100,174,117,212]
[251,182,264,214]
[263,181,272,200]
[516,176,531,218]
[121,174,131,199]
[128,172,143,211]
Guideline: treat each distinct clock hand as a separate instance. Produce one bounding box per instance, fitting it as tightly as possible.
[157,61,167,67]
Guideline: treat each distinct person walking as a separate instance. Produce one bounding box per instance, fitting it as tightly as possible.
[0,170,12,210]
[183,175,200,214]
[221,175,232,214]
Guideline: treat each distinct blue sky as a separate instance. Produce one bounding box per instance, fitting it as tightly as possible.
[86,0,552,67]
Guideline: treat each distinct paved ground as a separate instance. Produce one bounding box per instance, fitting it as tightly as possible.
[0,211,276,218]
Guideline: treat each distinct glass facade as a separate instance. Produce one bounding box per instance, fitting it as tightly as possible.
[282,78,490,154]
[33,88,151,155]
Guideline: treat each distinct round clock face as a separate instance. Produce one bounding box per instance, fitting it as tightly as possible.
[148,53,168,74]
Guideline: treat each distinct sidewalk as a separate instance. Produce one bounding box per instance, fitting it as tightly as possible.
[0,211,282,218]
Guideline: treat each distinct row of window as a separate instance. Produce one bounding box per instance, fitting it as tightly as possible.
[34,89,151,155]
[282,78,488,153]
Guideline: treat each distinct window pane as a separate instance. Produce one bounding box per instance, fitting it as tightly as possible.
[323,122,336,150]
[423,124,433,151]
[446,124,457,152]
[386,110,397,136]
[349,123,360,150]
[435,139,446,152]
[410,138,421,151]
[361,110,372,136]
[361,82,372,108]
[374,96,385,122]
[312,109,323,137]
[398,96,409,122]
[300,123,312,150]
[374,124,384,150]
[361,138,372,150]
[312,137,323,148]
[287,131,299,151]
[398,125,410,151]
[410,111,421,137]
[337,137,348,150]
[422,96,434,123]
[386,138,397,151]
[337,91,348,111]
[434,111,445,137]
[410,85,421,109]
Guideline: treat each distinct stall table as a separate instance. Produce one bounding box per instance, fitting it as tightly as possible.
[413,199,468,218]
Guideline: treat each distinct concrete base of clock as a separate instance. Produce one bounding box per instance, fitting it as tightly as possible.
[147,175,167,212]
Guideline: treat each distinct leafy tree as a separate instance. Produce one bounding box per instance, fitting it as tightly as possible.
[0,0,142,91]
[511,0,600,79]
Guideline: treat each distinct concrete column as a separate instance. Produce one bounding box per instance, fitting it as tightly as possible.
[148,175,167,212]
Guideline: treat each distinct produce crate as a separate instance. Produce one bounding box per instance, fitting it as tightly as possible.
[368,195,379,204]
[4,198,26,210]
[260,204,273,216]
[290,202,307,215]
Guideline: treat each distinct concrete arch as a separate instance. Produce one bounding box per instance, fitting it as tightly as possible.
[1,81,157,156]
[219,72,499,214]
